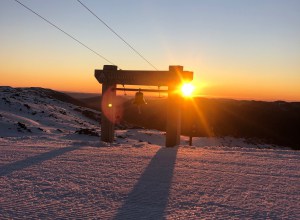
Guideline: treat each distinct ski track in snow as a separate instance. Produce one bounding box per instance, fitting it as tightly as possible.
[0,87,300,219]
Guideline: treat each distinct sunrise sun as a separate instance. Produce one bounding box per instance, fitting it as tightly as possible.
[181,83,195,97]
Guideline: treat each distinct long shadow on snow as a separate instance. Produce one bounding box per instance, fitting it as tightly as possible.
[114,147,178,220]
[0,146,81,177]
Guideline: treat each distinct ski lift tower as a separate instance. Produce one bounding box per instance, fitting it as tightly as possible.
[95,65,193,147]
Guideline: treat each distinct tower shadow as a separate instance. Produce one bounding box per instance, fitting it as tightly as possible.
[114,147,178,220]
[0,145,81,177]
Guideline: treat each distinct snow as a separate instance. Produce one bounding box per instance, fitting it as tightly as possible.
[1,87,300,219]
[0,86,101,138]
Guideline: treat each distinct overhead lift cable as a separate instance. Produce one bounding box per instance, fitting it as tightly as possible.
[77,0,158,70]
[13,0,116,65]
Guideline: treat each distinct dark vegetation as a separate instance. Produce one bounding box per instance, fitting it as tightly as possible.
[76,94,300,150]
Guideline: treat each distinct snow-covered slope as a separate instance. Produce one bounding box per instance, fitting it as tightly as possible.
[0,86,299,219]
[0,86,101,139]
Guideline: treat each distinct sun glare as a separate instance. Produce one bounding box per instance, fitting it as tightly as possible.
[181,83,195,97]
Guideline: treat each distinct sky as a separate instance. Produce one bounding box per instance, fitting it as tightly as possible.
[0,0,300,101]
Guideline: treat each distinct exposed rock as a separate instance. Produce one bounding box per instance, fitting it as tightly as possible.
[17,122,31,132]
[23,104,31,110]
[75,128,99,137]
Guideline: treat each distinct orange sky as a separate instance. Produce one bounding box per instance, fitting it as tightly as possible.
[1,0,300,101]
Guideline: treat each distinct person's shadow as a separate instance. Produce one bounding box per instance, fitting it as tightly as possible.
[114,147,178,220]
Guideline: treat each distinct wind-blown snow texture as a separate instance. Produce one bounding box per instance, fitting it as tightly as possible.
[0,87,299,219]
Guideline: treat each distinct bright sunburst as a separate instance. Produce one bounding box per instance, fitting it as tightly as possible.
[181,83,195,97]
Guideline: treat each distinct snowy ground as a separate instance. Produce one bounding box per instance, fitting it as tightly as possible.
[1,87,300,219]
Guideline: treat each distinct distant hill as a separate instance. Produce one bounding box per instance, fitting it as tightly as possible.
[78,96,102,110]
[64,91,100,99]
[79,95,131,112]
[77,93,300,150]
[66,91,130,111]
